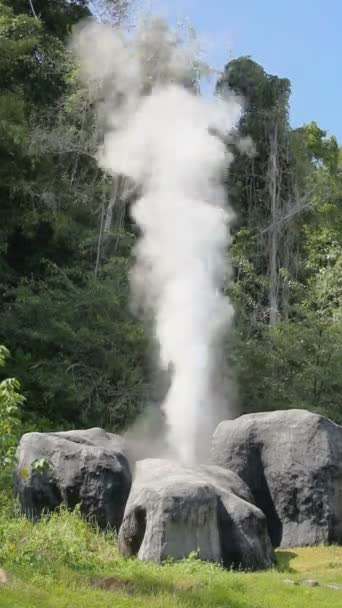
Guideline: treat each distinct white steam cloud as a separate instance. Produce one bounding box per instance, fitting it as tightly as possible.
[72,17,240,464]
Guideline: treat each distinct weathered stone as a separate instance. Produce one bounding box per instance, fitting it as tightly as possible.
[15,428,131,529]
[118,458,273,570]
[211,409,342,548]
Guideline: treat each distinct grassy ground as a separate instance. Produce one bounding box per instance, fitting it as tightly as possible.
[0,509,341,608]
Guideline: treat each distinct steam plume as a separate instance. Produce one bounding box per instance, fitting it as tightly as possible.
[72,17,240,464]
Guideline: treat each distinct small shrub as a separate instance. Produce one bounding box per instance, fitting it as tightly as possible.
[0,346,25,511]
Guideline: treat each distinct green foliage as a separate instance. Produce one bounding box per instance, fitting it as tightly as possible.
[0,1,147,432]
[0,0,341,435]
[0,346,24,459]
[230,163,342,422]
[218,56,291,221]
[221,56,342,425]
[31,457,50,475]
[0,4,68,105]
[0,507,118,575]
[0,346,24,510]
[3,1,90,40]
[1,260,147,428]
[293,121,339,175]
[0,509,341,607]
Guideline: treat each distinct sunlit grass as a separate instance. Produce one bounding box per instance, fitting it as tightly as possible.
[0,508,341,607]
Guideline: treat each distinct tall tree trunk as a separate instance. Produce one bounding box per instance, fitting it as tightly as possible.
[95,199,105,279]
[104,175,123,234]
[268,124,279,325]
[281,229,290,321]
[29,0,38,19]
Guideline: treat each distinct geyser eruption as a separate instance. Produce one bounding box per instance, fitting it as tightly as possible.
[72,17,240,464]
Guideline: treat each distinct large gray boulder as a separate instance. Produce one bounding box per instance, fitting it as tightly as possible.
[15,428,131,529]
[211,409,342,548]
[118,458,274,570]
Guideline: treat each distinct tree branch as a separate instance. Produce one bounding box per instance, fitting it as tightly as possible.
[29,0,38,19]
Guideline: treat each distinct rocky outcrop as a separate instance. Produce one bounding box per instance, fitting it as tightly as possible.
[118,458,274,570]
[211,409,342,548]
[15,428,131,529]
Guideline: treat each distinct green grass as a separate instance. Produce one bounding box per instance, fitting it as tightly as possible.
[0,508,341,607]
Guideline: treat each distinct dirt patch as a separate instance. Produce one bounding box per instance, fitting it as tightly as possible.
[90,575,134,594]
[0,569,8,585]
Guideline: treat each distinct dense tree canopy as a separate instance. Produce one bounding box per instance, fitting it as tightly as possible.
[0,2,146,430]
[3,1,90,38]
[219,58,342,422]
[0,3,341,438]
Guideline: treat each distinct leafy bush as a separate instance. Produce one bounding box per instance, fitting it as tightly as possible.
[0,506,118,576]
[0,345,24,510]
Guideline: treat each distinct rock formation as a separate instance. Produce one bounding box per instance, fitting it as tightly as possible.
[15,408,342,566]
[118,458,274,570]
[15,428,131,529]
[211,409,342,547]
